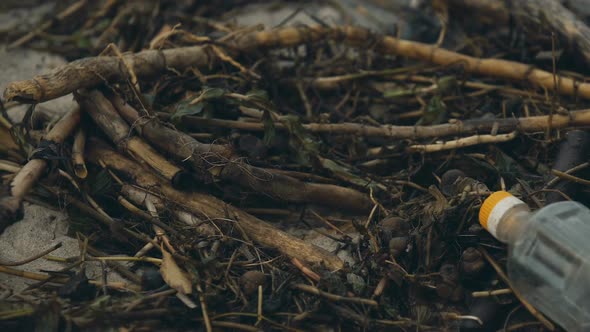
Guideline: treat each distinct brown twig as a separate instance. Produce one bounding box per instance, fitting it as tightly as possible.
[290,257,321,282]
[0,265,138,291]
[178,109,590,139]
[292,283,378,306]
[0,242,62,266]
[0,107,80,230]
[121,185,218,236]
[8,25,590,103]
[408,132,518,152]
[551,169,590,186]
[472,288,512,298]
[110,94,372,212]
[75,90,191,188]
[86,143,344,271]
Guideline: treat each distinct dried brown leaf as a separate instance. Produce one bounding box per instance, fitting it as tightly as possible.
[160,247,192,294]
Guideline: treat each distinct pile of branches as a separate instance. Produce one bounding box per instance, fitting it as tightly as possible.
[1,0,590,330]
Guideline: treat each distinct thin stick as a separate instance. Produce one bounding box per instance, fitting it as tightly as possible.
[117,195,177,235]
[85,245,142,284]
[290,257,321,282]
[256,285,263,326]
[86,144,344,271]
[8,0,88,49]
[179,109,590,138]
[8,25,590,103]
[472,288,512,298]
[408,132,518,152]
[551,169,590,186]
[292,283,378,306]
[200,294,213,332]
[0,265,138,291]
[86,256,162,264]
[0,242,62,266]
[479,247,555,331]
[211,321,261,332]
[546,162,589,188]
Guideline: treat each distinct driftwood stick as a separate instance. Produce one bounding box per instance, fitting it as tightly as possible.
[179,109,590,138]
[121,184,217,236]
[0,107,80,230]
[5,45,213,103]
[7,25,590,103]
[75,90,193,188]
[86,143,344,271]
[239,26,590,99]
[110,94,372,213]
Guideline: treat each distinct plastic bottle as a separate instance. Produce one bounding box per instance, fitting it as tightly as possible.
[479,191,590,332]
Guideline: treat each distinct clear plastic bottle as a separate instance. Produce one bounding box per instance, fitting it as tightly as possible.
[479,191,590,332]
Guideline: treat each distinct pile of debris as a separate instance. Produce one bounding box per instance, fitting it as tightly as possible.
[1,1,589,330]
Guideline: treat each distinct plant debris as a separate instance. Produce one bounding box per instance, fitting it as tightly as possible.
[1,0,590,331]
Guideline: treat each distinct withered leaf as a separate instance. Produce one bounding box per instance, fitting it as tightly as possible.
[160,248,192,295]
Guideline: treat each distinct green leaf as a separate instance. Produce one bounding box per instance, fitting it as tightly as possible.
[246,89,269,100]
[95,18,111,31]
[171,101,204,121]
[318,157,380,190]
[75,35,92,49]
[494,149,520,175]
[436,76,457,95]
[262,109,275,146]
[383,87,415,99]
[417,95,447,125]
[282,115,319,166]
[201,87,226,99]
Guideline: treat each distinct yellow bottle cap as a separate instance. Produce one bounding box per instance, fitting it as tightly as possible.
[479,191,525,237]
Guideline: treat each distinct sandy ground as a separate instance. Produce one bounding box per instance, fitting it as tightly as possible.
[0,4,122,292]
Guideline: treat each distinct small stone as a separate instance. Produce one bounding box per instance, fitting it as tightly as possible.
[140,267,165,291]
[240,270,266,295]
[389,236,408,257]
[380,216,409,244]
[461,247,485,276]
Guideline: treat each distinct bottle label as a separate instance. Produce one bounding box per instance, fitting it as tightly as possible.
[486,196,524,237]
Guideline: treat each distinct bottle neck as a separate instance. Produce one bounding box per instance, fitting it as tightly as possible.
[494,204,532,244]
